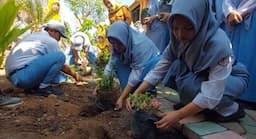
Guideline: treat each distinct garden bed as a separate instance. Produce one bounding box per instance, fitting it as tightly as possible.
[0,74,131,139]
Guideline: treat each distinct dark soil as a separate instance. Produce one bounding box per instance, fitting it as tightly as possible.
[0,74,132,139]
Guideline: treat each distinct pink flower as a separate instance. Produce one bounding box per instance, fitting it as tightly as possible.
[151,99,161,108]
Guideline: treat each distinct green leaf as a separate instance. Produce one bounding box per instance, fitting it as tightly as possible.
[0,0,31,65]
[0,0,19,38]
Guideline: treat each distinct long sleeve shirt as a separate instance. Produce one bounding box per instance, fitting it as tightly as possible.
[104,54,145,87]
[223,0,256,17]
[144,46,233,109]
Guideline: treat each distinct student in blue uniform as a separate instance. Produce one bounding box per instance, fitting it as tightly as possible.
[223,0,256,104]
[104,21,161,110]
[5,21,81,97]
[127,0,249,138]
[140,0,170,53]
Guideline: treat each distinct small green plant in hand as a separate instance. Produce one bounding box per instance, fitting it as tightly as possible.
[129,93,161,114]
[94,66,114,91]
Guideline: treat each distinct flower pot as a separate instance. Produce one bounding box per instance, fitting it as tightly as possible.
[95,87,120,111]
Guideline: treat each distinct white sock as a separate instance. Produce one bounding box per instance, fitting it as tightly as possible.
[216,102,239,117]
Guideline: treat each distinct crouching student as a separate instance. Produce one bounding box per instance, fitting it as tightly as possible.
[66,32,99,66]
[5,21,81,97]
[104,21,161,110]
[126,0,249,138]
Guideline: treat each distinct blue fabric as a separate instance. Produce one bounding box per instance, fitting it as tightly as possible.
[53,72,67,84]
[226,11,256,103]
[162,0,250,106]
[65,46,97,65]
[65,47,75,65]
[87,52,97,65]
[107,21,160,92]
[5,31,60,75]
[145,0,170,54]
[10,52,66,89]
[231,0,256,30]
[115,55,161,91]
[214,0,224,23]
[162,59,249,108]
[107,21,159,70]
[159,0,172,13]
[169,0,232,73]
[132,0,250,136]
[114,58,130,90]
[211,0,226,28]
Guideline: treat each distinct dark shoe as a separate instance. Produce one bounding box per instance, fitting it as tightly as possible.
[204,105,245,122]
[0,91,22,107]
[35,86,63,97]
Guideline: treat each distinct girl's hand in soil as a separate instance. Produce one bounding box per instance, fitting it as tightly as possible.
[154,110,182,130]
[115,97,124,110]
[125,97,134,112]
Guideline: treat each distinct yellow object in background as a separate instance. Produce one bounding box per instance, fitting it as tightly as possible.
[103,0,132,25]
[96,24,110,52]
[96,24,111,66]
[45,0,61,22]
[109,4,132,25]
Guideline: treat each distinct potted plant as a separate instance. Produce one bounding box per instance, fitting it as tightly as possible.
[129,92,162,116]
[93,66,120,111]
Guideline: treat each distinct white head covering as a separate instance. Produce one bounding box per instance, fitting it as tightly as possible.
[44,20,68,38]
[70,32,91,51]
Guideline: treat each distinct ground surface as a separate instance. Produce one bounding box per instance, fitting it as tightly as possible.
[0,70,133,139]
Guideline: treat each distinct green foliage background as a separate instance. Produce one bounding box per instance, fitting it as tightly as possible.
[0,0,32,66]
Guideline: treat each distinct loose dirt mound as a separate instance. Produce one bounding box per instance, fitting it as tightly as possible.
[0,76,131,139]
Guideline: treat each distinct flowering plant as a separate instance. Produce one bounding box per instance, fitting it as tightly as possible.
[129,93,161,114]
